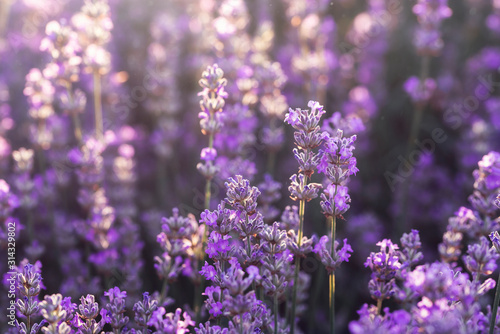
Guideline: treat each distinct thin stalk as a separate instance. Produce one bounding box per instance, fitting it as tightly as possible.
[490,273,500,334]
[274,292,279,334]
[27,314,31,333]
[307,266,325,334]
[64,84,83,144]
[72,113,83,144]
[399,55,430,238]
[290,196,305,334]
[93,71,103,141]
[329,214,337,334]
[329,273,335,334]
[376,298,383,315]
[195,131,215,323]
[160,279,168,305]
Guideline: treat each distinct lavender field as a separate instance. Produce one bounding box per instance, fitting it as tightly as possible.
[0,0,500,333]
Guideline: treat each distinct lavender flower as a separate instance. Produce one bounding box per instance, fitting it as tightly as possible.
[365,239,401,301]
[398,229,424,270]
[412,0,452,56]
[403,76,437,105]
[463,236,499,278]
[288,173,322,202]
[133,292,158,329]
[314,236,353,274]
[39,294,74,334]
[225,175,261,215]
[103,287,129,332]
[74,294,107,333]
[285,100,326,176]
[198,64,228,137]
[148,307,194,334]
[16,264,43,328]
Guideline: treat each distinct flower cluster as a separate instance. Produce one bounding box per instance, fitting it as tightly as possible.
[412,0,452,56]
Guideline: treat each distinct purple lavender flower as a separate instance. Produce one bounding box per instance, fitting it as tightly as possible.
[198,64,228,136]
[148,307,194,334]
[133,292,158,329]
[470,151,500,216]
[318,129,358,184]
[349,304,411,334]
[225,175,261,215]
[285,100,326,176]
[74,294,107,332]
[288,173,322,202]
[412,0,452,56]
[463,236,498,278]
[39,294,74,334]
[412,0,452,26]
[406,262,465,301]
[313,236,353,274]
[16,263,43,331]
[398,229,424,269]
[403,76,437,105]
[103,286,129,331]
[319,184,351,218]
[364,239,401,300]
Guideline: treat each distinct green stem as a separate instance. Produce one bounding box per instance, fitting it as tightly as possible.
[329,215,337,334]
[489,273,500,334]
[376,298,383,315]
[290,197,305,334]
[195,131,215,323]
[93,71,103,141]
[274,292,279,334]
[160,279,168,305]
[72,112,83,145]
[329,273,335,334]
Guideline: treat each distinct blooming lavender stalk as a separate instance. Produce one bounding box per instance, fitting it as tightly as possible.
[365,240,402,314]
[38,294,74,334]
[72,0,113,141]
[133,291,158,331]
[74,294,107,333]
[195,63,227,322]
[284,100,325,334]
[40,20,84,143]
[15,263,45,333]
[317,127,358,333]
[103,287,129,333]
[197,63,227,210]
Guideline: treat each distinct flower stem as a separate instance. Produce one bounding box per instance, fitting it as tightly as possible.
[329,214,336,334]
[195,132,215,324]
[376,298,383,315]
[93,71,103,141]
[274,292,279,334]
[489,273,500,334]
[290,196,305,334]
[65,84,83,144]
